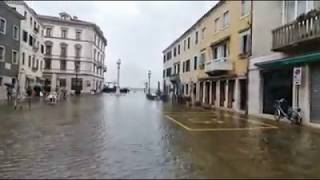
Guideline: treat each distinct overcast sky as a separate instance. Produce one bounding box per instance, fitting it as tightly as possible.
[27,1,217,88]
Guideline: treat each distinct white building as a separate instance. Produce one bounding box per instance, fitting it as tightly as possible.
[38,12,107,94]
[6,1,45,95]
[249,1,320,127]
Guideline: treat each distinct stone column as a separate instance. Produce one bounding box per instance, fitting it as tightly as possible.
[234,79,241,111]
[216,80,220,107]
[51,73,57,92]
[224,80,229,108]
[202,81,206,104]
[196,81,200,102]
[209,81,213,105]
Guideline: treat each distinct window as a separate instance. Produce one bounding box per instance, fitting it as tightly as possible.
[93,49,96,61]
[74,61,80,72]
[30,17,32,26]
[194,56,198,70]
[76,31,81,40]
[13,26,19,40]
[178,45,180,55]
[182,61,185,73]
[12,50,18,64]
[0,77,2,86]
[32,56,35,68]
[212,42,229,60]
[195,31,199,44]
[187,37,190,49]
[22,52,25,65]
[163,55,166,63]
[24,11,27,18]
[223,11,229,27]
[60,60,66,70]
[40,60,43,70]
[61,29,67,38]
[28,55,31,67]
[60,46,67,57]
[184,40,186,51]
[185,59,190,72]
[29,35,33,46]
[46,28,52,37]
[41,45,44,54]
[75,47,81,58]
[166,67,172,77]
[23,31,28,42]
[166,51,172,60]
[200,52,205,69]
[0,17,6,34]
[97,52,100,61]
[173,47,176,57]
[0,46,5,61]
[60,79,66,87]
[240,30,251,55]
[284,1,310,23]
[45,45,52,55]
[201,27,206,39]
[186,84,189,95]
[241,0,250,17]
[214,17,220,32]
[44,58,51,69]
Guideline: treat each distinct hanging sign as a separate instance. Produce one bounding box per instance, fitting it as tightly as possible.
[293,67,302,86]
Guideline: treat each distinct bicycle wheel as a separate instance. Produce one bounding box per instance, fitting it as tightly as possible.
[293,113,302,125]
[274,109,281,122]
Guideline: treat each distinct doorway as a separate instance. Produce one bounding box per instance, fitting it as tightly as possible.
[262,68,293,114]
[240,79,247,111]
[211,81,216,105]
[227,80,235,108]
[220,80,226,107]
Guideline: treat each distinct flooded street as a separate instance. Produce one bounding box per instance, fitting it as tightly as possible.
[1,91,320,178]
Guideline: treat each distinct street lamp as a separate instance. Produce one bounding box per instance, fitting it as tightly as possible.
[116,59,121,95]
[148,70,151,95]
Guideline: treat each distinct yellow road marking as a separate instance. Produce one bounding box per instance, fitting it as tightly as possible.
[165,115,278,132]
[164,111,277,129]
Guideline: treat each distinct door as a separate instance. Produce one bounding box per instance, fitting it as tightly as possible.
[311,63,320,122]
[240,79,247,111]
[228,80,235,108]
[220,80,226,107]
[211,81,216,105]
[199,82,203,103]
[262,68,292,114]
[206,82,210,104]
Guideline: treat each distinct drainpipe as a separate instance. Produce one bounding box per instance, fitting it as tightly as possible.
[245,0,253,115]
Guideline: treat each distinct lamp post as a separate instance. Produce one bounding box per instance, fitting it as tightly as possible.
[148,70,151,95]
[116,59,121,95]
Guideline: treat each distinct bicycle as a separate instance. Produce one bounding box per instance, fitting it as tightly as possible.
[273,98,302,125]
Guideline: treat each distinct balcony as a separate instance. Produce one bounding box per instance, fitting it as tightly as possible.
[169,74,180,83]
[204,57,233,75]
[272,10,320,51]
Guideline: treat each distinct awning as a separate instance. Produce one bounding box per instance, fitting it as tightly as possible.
[255,51,320,69]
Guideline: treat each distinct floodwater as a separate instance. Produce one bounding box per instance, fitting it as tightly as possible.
[0,91,320,178]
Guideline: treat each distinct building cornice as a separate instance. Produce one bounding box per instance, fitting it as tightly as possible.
[162,0,224,53]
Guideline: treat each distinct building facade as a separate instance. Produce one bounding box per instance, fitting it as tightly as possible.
[249,1,320,127]
[38,12,107,94]
[163,1,251,113]
[6,1,45,95]
[0,1,23,101]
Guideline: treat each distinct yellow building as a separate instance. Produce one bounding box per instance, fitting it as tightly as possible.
[162,1,251,113]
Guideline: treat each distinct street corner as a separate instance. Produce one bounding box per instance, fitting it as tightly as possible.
[164,110,278,132]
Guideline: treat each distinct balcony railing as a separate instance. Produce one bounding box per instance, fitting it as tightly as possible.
[272,10,320,51]
[204,57,233,74]
[169,74,180,83]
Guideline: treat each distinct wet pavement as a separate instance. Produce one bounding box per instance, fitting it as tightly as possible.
[1,91,320,178]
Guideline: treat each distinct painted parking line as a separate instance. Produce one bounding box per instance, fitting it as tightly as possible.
[164,111,278,129]
[165,115,278,132]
